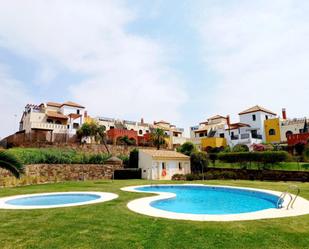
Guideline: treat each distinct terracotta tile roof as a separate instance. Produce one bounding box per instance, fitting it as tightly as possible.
[46,111,68,119]
[226,123,250,130]
[46,102,62,107]
[208,115,227,120]
[154,120,170,125]
[239,105,276,115]
[140,149,189,159]
[68,113,82,119]
[61,101,85,108]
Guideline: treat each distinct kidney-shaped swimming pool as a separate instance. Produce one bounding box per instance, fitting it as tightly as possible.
[122,184,309,221]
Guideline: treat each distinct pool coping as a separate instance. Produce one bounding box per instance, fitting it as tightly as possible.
[121,184,309,221]
[0,191,118,209]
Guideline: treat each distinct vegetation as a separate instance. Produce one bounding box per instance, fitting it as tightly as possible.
[7,148,111,165]
[150,128,167,150]
[232,144,249,152]
[77,122,110,153]
[0,150,24,178]
[190,151,209,173]
[118,136,136,146]
[176,142,197,156]
[217,151,290,169]
[0,180,308,249]
[128,148,139,168]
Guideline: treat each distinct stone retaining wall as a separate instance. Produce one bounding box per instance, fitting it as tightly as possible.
[0,162,123,187]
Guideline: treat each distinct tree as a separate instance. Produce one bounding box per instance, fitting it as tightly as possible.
[118,136,136,147]
[177,142,197,156]
[150,128,167,150]
[77,122,110,154]
[190,151,208,173]
[0,150,24,178]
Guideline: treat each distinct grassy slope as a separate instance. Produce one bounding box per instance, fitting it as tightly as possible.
[0,180,308,249]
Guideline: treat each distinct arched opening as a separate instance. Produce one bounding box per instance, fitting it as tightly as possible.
[47,119,53,123]
[269,129,276,136]
[139,129,143,135]
[55,120,62,124]
[286,131,293,139]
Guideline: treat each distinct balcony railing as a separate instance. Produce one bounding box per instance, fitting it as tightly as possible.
[31,122,68,132]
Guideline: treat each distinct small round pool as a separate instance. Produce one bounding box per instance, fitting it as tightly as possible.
[122,184,309,221]
[0,192,118,209]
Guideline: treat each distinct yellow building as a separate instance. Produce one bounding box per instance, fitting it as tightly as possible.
[264,118,281,143]
[201,137,227,150]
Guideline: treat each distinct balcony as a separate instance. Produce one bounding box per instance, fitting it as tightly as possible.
[31,122,68,133]
[229,133,263,147]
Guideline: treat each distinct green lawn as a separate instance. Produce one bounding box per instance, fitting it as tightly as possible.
[213,161,309,171]
[0,179,309,249]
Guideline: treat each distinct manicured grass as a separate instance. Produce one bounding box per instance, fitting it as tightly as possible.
[0,179,309,249]
[214,161,309,171]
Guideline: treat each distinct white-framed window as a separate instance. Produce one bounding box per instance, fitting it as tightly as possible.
[162,162,166,170]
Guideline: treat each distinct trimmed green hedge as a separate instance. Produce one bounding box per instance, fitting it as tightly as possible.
[217,151,289,164]
[7,148,111,165]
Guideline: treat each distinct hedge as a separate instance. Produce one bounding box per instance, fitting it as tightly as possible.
[217,151,289,164]
[113,168,141,179]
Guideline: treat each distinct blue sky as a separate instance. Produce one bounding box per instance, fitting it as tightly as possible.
[0,0,309,138]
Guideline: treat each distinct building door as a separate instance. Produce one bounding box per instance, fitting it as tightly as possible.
[151,162,159,180]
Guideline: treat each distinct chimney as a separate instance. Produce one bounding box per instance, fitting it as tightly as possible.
[282,108,287,120]
[141,118,144,124]
[226,115,231,127]
[84,110,88,118]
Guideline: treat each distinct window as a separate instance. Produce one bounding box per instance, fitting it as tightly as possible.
[265,115,268,120]
[199,133,204,137]
[73,123,79,129]
[146,130,149,133]
[77,110,80,114]
[286,131,293,138]
[67,125,70,129]
[252,114,256,121]
[269,129,276,136]
[162,162,166,170]
[219,133,224,138]
[178,162,182,170]
[47,119,53,123]
[139,129,143,135]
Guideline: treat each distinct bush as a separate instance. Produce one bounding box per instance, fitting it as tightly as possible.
[217,151,290,168]
[171,174,186,180]
[208,153,217,167]
[113,168,141,179]
[190,151,208,173]
[176,142,196,156]
[232,144,249,152]
[128,149,139,168]
[7,148,111,164]
[117,154,129,167]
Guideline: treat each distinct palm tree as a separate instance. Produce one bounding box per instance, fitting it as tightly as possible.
[150,128,167,150]
[0,151,24,178]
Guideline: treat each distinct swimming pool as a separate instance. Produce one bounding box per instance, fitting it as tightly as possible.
[122,184,309,221]
[0,192,118,209]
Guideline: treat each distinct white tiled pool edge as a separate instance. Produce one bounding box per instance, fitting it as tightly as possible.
[0,191,118,209]
[121,184,309,221]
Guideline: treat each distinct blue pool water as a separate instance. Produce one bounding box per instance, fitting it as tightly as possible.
[6,193,100,206]
[136,185,280,214]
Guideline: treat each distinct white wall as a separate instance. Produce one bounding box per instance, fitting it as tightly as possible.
[239,112,276,141]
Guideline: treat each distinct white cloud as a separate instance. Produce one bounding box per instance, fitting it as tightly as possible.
[0,65,31,138]
[0,0,187,135]
[196,0,309,121]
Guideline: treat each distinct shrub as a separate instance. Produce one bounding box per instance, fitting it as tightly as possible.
[176,142,197,156]
[128,148,139,168]
[232,144,249,152]
[190,151,208,173]
[217,151,289,167]
[7,148,111,164]
[118,154,129,167]
[208,153,217,167]
[171,174,186,180]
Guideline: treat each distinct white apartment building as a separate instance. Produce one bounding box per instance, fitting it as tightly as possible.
[19,101,85,141]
